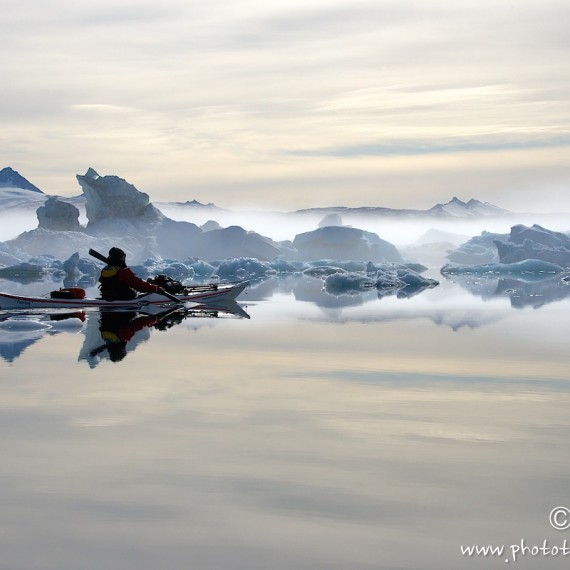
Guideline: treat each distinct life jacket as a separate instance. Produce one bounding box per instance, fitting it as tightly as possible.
[101,330,121,343]
[98,265,137,300]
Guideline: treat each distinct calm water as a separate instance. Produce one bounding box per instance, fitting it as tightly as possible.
[1,274,570,569]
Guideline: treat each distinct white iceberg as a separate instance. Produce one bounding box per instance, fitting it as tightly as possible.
[213,257,276,279]
[324,272,376,295]
[441,259,565,276]
[323,267,438,297]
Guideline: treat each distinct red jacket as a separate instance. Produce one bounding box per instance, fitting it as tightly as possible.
[117,267,161,293]
[99,265,161,300]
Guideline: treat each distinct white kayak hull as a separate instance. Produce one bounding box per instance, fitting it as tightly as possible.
[0,281,249,310]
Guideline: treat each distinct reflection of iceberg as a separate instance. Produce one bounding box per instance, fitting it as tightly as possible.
[495,278,570,308]
[443,273,570,308]
[249,276,513,330]
[292,269,439,308]
[293,275,375,308]
[297,292,506,330]
[0,262,45,283]
[0,312,85,363]
[252,275,500,329]
[0,320,49,362]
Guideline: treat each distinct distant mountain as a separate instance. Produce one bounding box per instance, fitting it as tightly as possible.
[428,197,508,218]
[158,199,224,210]
[294,197,509,219]
[183,199,217,208]
[0,167,43,193]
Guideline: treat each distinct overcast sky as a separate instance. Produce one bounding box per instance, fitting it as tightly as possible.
[2,0,570,211]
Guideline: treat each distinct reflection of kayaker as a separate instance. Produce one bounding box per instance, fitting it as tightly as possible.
[92,311,162,362]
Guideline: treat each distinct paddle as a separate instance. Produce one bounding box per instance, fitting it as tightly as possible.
[88,248,183,304]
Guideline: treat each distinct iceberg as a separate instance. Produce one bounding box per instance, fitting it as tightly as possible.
[213,257,276,280]
[494,224,570,266]
[447,231,508,265]
[77,167,163,229]
[37,197,82,231]
[0,262,45,280]
[322,267,439,297]
[304,266,348,278]
[441,259,565,276]
[324,272,376,295]
[292,226,402,263]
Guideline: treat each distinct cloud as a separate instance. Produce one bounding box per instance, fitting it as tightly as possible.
[290,138,570,159]
[2,1,570,210]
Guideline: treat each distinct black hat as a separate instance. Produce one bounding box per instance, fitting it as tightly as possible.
[107,342,127,362]
[108,247,126,262]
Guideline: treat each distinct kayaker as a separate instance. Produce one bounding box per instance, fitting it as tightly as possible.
[98,247,165,300]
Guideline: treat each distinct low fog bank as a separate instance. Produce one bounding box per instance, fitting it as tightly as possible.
[156,203,570,247]
[0,199,87,242]
[0,211,37,242]
[3,200,570,251]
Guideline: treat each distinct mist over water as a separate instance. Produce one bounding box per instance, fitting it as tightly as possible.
[0,211,38,242]
[2,187,570,252]
[156,203,570,247]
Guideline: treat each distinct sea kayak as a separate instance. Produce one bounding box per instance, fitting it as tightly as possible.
[0,281,249,310]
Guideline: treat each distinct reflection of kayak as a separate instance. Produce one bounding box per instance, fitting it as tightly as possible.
[0,301,249,365]
[140,300,250,320]
[0,281,249,310]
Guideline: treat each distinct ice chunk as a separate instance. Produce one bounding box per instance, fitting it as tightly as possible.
[441,259,564,276]
[324,272,376,295]
[213,257,276,279]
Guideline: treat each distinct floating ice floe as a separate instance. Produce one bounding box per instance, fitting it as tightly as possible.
[302,259,378,276]
[188,259,217,277]
[324,272,376,295]
[0,262,45,279]
[393,267,439,288]
[269,258,308,274]
[304,266,348,278]
[0,318,51,331]
[366,261,429,274]
[441,259,565,276]
[213,257,277,279]
[323,268,439,296]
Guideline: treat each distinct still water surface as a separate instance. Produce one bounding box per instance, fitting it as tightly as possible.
[1,274,570,569]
